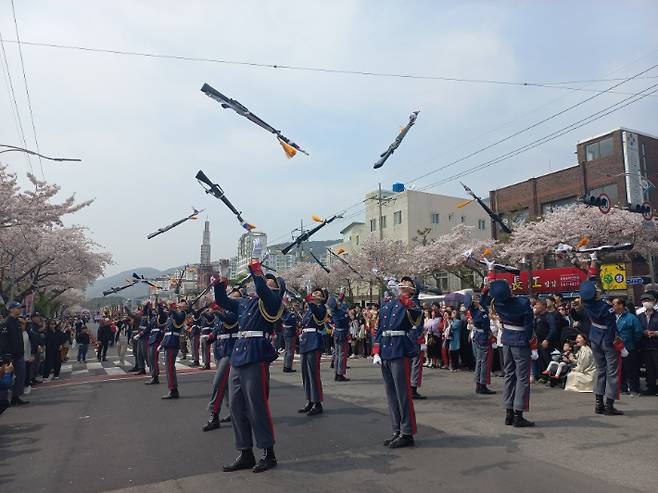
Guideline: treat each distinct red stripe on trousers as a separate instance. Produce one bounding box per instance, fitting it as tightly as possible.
[486,345,493,385]
[615,351,622,400]
[212,365,230,414]
[167,348,175,390]
[403,356,417,435]
[524,356,531,412]
[342,339,349,374]
[417,353,423,387]
[154,349,159,373]
[261,362,275,440]
[315,350,323,401]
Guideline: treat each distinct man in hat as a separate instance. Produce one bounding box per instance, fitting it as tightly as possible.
[578,253,624,414]
[298,287,328,415]
[1,301,28,407]
[133,303,151,375]
[281,303,299,373]
[200,310,215,370]
[638,291,658,396]
[160,301,188,399]
[376,276,423,448]
[202,300,239,431]
[481,279,535,427]
[466,293,496,395]
[213,259,284,473]
[189,307,203,366]
[328,291,350,382]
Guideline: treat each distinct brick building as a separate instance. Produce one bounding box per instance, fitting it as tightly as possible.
[489,127,658,298]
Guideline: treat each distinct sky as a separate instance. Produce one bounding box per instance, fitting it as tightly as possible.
[1,0,657,277]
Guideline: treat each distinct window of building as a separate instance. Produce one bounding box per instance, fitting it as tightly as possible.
[356,235,360,245]
[393,210,402,225]
[460,272,475,289]
[448,213,454,221]
[436,272,449,292]
[585,137,614,161]
[589,183,619,205]
[369,219,376,232]
[541,196,578,214]
[478,219,486,230]
[431,213,440,224]
[380,216,387,229]
[460,215,466,223]
[501,208,529,230]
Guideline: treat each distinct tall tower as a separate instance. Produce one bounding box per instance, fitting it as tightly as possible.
[200,220,211,266]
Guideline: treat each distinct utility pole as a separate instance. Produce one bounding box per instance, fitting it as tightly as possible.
[299,219,304,261]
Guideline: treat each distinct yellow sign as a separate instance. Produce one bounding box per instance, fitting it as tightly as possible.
[600,263,626,290]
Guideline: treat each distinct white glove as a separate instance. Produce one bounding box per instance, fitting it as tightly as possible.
[387,279,400,297]
[420,344,427,352]
[621,347,629,358]
[217,261,229,279]
[251,237,264,260]
[531,349,539,361]
[372,353,382,365]
[589,252,598,261]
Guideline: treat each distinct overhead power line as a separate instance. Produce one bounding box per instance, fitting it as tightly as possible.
[0,29,32,172]
[10,0,44,179]
[3,38,657,97]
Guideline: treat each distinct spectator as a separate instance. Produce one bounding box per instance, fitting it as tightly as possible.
[638,292,658,396]
[42,319,63,380]
[447,310,461,371]
[424,304,441,368]
[565,333,596,393]
[613,297,643,396]
[19,316,34,395]
[532,300,552,381]
[96,318,113,361]
[1,301,29,406]
[76,326,90,362]
[115,320,129,365]
[569,297,591,335]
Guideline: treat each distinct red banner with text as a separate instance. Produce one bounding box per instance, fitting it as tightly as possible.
[496,267,587,294]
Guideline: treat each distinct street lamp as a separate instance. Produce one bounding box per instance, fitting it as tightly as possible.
[0,144,81,162]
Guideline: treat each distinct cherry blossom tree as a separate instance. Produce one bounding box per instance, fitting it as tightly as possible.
[499,204,658,263]
[0,164,111,305]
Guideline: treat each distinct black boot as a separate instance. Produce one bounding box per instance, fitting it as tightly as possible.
[191,361,199,367]
[144,376,159,385]
[476,382,482,394]
[505,408,514,425]
[479,385,496,395]
[252,447,277,473]
[128,366,139,372]
[336,374,350,382]
[330,361,335,369]
[383,432,400,447]
[307,402,323,416]
[411,386,426,400]
[512,411,535,427]
[388,434,415,448]
[135,369,146,375]
[298,401,313,413]
[595,394,605,415]
[0,399,9,415]
[202,413,220,431]
[10,396,29,406]
[604,398,624,416]
[223,449,256,472]
[161,388,180,399]
[203,364,211,370]
[219,415,232,423]
[283,367,296,373]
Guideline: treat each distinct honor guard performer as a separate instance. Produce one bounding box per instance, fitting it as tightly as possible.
[202,300,240,431]
[200,310,215,370]
[145,303,166,385]
[579,256,625,416]
[328,291,350,382]
[298,288,329,416]
[466,293,496,395]
[213,257,284,474]
[161,300,188,399]
[481,279,535,427]
[133,302,151,375]
[281,304,299,373]
[375,276,422,449]
[407,294,426,400]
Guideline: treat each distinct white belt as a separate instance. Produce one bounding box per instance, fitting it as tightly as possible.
[151,329,161,333]
[473,328,485,333]
[239,331,264,338]
[302,328,320,333]
[503,324,526,332]
[383,330,407,337]
[218,333,238,340]
[282,325,294,329]
[591,322,607,329]
[164,332,180,337]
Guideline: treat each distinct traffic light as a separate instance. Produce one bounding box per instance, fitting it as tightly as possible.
[584,195,608,207]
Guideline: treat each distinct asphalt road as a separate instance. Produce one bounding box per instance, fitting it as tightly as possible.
[1,358,656,493]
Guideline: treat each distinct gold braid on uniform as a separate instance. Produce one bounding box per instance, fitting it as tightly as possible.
[312,313,329,326]
[259,299,284,323]
[224,321,238,330]
[406,308,422,327]
[172,318,186,329]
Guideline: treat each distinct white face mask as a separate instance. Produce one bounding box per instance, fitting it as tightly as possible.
[643,301,655,310]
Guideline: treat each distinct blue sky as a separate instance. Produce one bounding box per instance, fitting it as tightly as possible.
[1,0,657,275]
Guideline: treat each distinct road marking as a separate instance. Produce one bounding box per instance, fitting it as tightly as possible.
[105,367,126,376]
[72,369,89,376]
[87,362,103,370]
